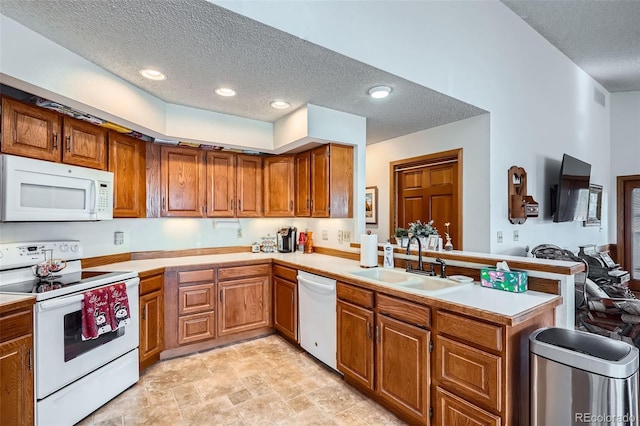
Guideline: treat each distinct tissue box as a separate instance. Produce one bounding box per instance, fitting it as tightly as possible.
[480,268,528,293]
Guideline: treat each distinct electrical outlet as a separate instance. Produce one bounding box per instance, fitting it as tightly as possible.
[343,230,351,242]
[322,230,328,240]
[338,230,343,243]
[513,230,519,241]
[497,231,503,243]
[237,228,242,238]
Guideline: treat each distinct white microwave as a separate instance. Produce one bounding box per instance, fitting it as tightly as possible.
[0,154,114,222]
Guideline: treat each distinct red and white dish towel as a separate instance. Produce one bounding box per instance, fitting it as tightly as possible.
[81,282,130,340]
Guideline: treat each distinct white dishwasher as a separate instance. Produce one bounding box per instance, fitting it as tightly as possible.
[297,271,338,371]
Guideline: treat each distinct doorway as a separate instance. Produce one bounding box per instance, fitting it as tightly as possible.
[617,175,640,290]
[390,149,462,249]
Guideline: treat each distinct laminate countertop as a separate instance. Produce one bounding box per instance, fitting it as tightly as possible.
[86,251,562,326]
[0,294,35,314]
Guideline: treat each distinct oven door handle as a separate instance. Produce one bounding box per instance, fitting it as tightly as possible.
[39,293,84,311]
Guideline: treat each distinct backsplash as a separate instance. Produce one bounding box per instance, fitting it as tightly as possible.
[0,217,355,257]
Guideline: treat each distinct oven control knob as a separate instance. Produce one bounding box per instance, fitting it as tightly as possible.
[70,244,79,253]
[60,244,69,252]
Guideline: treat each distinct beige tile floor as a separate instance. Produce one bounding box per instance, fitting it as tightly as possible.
[76,334,407,426]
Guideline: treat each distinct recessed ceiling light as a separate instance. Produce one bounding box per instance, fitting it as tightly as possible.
[270,100,291,109]
[139,69,166,81]
[215,87,236,97]
[368,85,391,99]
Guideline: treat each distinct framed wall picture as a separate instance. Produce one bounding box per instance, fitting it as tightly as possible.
[365,186,378,224]
[584,184,603,227]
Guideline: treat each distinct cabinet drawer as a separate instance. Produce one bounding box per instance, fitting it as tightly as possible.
[140,274,163,296]
[337,282,374,308]
[377,294,430,328]
[178,283,216,315]
[436,310,502,352]
[273,264,297,282]
[178,312,215,345]
[218,264,270,281]
[435,387,501,426]
[0,309,32,342]
[435,335,502,413]
[177,269,215,284]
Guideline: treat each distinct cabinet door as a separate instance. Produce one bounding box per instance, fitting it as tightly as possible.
[1,96,61,162]
[0,335,34,426]
[273,276,297,341]
[435,387,501,426]
[327,144,354,218]
[178,312,216,345]
[139,290,164,371]
[295,151,311,216]
[236,154,263,217]
[108,132,146,217]
[160,146,205,217]
[218,276,270,336]
[61,116,107,169]
[178,283,216,315]
[263,156,295,217]
[310,145,330,217]
[337,300,374,391]
[376,315,430,425]
[205,151,235,217]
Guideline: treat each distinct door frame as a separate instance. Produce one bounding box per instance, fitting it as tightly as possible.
[617,174,640,289]
[389,148,463,249]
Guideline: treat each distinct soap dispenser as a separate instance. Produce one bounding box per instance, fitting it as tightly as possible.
[383,239,394,269]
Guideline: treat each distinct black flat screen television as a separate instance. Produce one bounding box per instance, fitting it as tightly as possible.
[551,154,591,222]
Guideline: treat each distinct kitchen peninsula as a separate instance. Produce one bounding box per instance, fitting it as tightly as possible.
[79,247,570,425]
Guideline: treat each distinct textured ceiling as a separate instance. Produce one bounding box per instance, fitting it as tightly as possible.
[502,0,640,93]
[0,0,484,145]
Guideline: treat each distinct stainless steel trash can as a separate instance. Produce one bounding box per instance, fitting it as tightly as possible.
[530,327,639,425]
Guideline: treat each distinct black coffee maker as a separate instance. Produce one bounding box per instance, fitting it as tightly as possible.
[277,227,297,253]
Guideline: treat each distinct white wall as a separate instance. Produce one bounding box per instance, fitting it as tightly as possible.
[365,114,491,252]
[219,0,612,254]
[0,217,356,258]
[610,91,640,241]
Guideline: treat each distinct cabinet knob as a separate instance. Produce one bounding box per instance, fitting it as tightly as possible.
[141,306,146,320]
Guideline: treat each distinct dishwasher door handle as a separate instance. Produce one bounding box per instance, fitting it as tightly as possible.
[297,276,335,293]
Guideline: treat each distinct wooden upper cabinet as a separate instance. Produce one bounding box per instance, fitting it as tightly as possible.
[206,151,236,217]
[108,132,146,218]
[1,96,61,162]
[310,144,353,218]
[236,154,262,217]
[295,151,311,216]
[263,155,295,217]
[61,116,107,170]
[160,146,205,217]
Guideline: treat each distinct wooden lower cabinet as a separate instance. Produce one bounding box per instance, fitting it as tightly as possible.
[273,276,297,341]
[139,273,164,371]
[434,387,501,426]
[337,300,374,390]
[218,275,270,336]
[0,301,34,426]
[178,312,216,345]
[376,315,430,425]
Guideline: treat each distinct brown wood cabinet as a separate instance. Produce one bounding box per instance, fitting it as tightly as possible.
[164,267,216,349]
[160,145,205,217]
[0,300,34,426]
[297,144,353,218]
[109,131,146,217]
[139,273,164,371]
[434,387,501,426]
[336,283,429,424]
[337,299,375,390]
[294,151,311,216]
[205,152,263,218]
[263,155,295,217]
[1,96,107,170]
[272,264,298,341]
[218,264,271,336]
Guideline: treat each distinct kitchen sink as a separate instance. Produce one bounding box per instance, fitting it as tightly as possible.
[349,268,473,295]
